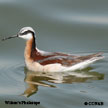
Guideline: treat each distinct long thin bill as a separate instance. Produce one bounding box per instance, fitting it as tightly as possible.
[2,35,18,41]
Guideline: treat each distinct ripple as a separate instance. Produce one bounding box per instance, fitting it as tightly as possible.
[0,60,25,95]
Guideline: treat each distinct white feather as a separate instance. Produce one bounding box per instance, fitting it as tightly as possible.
[62,56,104,72]
[20,27,34,33]
[19,33,33,40]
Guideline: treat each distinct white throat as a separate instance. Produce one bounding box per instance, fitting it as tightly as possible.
[19,33,33,40]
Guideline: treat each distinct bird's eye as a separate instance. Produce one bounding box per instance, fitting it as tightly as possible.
[19,31,29,35]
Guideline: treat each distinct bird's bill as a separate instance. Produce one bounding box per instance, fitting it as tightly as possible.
[2,35,18,41]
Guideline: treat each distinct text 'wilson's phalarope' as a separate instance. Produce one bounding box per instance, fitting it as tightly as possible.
[2,27,104,72]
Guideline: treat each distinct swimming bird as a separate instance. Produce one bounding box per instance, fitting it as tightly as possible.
[2,27,104,72]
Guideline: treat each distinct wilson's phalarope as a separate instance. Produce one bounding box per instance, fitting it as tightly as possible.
[2,27,104,72]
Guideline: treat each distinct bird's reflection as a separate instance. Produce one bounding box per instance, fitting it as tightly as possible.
[22,67,104,97]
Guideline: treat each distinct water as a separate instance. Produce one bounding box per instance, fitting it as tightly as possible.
[0,0,108,108]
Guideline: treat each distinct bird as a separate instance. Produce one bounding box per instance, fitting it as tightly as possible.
[2,27,104,72]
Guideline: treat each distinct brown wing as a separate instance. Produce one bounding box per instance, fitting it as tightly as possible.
[35,53,81,66]
[32,50,103,67]
[38,56,80,66]
[31,50,78,66]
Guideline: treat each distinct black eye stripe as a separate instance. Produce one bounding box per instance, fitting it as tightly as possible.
[20,30,34,36]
